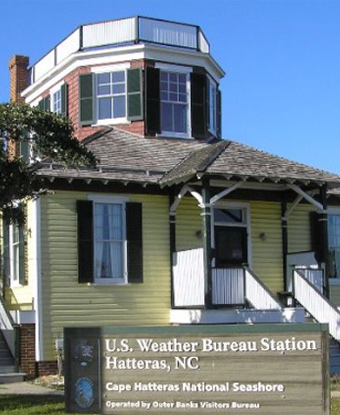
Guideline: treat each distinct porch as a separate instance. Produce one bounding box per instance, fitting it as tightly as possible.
[170,248,324,325]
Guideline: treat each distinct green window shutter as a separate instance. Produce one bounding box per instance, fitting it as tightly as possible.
[126,202,143,283]
[77,200,94,283]
[44,95,51,111]
[145,67,160,135]
[191,72,207,139]
[79,74,94,126]
[38,96,51,111]
[18,226,26,285]
[61,83,68,116]
[127,68,143,121]
[216,88,222,139]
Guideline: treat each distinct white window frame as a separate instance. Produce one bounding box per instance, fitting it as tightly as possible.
[88,195,129,285]
[9,223,21,287]
[91,64,131,126]
[211,202,252,267]
[50,81,64,114]
[156,63,192,139]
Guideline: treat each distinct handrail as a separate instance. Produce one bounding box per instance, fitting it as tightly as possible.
[244,266,282,310]
[0,294,20,371]
[294,269,340,342]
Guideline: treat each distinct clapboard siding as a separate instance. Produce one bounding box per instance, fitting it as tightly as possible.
[330,284,340,307]
[40,191,170,360]
[250,201,284,295]
[176,196,203,251]
[288,203,313,253]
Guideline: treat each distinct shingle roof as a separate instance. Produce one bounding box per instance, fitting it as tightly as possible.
[37,127,340,188]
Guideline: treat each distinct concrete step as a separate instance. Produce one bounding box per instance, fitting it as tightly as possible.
[0,366,16,374]
[0,373,26,383]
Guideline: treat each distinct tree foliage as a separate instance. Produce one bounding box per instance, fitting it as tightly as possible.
[0,102,96,224]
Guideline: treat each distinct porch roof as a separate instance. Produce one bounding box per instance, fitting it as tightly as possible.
[37,127,340,189]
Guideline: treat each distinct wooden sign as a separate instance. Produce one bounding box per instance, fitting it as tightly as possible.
[64,324,330,415]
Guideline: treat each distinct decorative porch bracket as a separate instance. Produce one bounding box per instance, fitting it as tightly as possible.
[284,184,325,220]
[209,182,243,206]
[169,184,203,214]
[170,182,244,214]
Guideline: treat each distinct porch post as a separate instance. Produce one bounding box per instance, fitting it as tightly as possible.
[169,189,176,308]
[281,193,288,291]
[202,177,212,308]
[320,184,330,298]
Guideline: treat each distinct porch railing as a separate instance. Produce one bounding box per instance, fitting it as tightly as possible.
[0,295,19,371]
[297,268,324,294]
[244,267,282,310]
[173,249,281,309]
[173,248,205,307]
[294,269,340,342]
[212,268,244,305]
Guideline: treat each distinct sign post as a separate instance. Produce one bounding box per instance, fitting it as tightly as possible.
[64,324,330,415]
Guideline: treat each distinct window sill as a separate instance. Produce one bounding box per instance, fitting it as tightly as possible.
[157,133,193,140]
[87,280,130,287]
[10,282,24,289]
[94,118,131,126]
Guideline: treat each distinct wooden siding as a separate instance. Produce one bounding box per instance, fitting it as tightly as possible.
[330,284,340,307]
[40,191,171,360]
[176,196,203,251]
[250,201,284,295]
[288,203,314,253]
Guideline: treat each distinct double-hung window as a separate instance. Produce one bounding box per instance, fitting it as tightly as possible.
[9,224,20,285]
[2,222,25,286]
[77,198,143,285]
[160,70,190,137]
[96,71,126,121]
[53,89,62,114]
[94,201,125,282]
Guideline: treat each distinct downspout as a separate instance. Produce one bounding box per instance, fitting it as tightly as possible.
[202,177,212,309]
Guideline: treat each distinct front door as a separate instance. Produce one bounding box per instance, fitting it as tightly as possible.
[212,207,249,305]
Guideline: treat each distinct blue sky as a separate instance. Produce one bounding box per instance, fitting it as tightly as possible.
[1,0,340,174]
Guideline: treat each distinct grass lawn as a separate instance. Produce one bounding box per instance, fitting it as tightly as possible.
[0,395,98,415]
[0,395,340,415]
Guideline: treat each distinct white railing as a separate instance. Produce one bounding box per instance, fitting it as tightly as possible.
[245,268,282,310]
[297,268,324,293]
[29,16,210,84]
[0,295,17,358]
[286,251,319,291]
[294,270,340,342]
[212,268,244,305]
[173,248,205,307]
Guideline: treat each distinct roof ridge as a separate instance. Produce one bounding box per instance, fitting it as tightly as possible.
[195,140,231,173]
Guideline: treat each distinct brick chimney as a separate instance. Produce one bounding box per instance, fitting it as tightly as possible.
[8,55,29,103]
